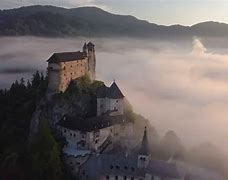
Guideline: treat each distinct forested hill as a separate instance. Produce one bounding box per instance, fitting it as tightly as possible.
[1,5,228,38]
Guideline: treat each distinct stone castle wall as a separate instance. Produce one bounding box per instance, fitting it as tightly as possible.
[48,58,88,92]
[59,59,88,92]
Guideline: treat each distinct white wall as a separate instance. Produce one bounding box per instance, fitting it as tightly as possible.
[97,98,124,116]
[110,98,124,116]
[58,125,113,151]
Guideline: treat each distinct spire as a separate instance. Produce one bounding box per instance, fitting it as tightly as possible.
[139,127,150,155]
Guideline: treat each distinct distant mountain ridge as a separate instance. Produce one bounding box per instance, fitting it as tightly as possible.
[0,5,228,38]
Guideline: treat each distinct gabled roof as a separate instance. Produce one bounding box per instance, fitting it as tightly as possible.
[47,51,86,63]
[58,113,130,132]
[139,127,150,155]
[108,82,124,99]
[97,82,124,99]
[80,154,180,179]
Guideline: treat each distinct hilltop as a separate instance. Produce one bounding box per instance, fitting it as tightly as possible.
[1,5,228,38]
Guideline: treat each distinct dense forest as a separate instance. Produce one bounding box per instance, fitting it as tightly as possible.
[0,72,74,180]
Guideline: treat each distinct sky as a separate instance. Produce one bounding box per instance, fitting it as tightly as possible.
[1,0,228,25]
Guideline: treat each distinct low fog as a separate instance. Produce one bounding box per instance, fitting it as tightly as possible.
[1,36,228,153]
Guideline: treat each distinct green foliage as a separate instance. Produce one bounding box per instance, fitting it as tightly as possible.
[0,71,48,155]
[0,71,48,180]
[0,71,76,180]
[30,120,63,180]
[65,74,104,96]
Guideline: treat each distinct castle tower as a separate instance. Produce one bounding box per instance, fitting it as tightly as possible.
[84,42,96,80]
[83,43,87,54]
[137,127,150,169]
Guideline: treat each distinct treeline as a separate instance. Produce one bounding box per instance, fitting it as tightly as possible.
[0,71,74,180]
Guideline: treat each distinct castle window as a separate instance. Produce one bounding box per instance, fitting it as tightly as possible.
[124,176,127,180]
[116,165,120,170]
[124,166,128,170]
[131,167,135,172]
[115,176,118,180]
[74,134,76,137]
[106,176,109,179]
[116,100,118,103]
[110,165,113,169]
[95,140,98,144]
[131,177,134,180]
[64,129,66,133]
[70,133,72,136]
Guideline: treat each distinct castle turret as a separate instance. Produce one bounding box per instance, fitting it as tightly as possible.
[83,43,87,54]
[137,127,150,169]
[86,42,96,80]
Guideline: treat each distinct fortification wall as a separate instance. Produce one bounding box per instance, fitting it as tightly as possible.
[58,58,88,92]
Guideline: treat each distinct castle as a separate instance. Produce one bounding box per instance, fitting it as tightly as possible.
[47,42,96,92]
[46,42,181,180]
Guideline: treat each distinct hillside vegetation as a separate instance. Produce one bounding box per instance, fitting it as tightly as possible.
[1,5,228,38]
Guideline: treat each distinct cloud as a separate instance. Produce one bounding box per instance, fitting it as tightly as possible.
[192,37,207,55]
[1,36,228,153]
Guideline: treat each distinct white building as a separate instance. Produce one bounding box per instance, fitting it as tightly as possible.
[57,114,133,153]
[79,128,181,180]
[97,82,125,116]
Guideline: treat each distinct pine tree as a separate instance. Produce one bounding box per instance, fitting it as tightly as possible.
[30,120,63,180]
